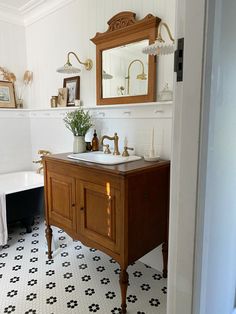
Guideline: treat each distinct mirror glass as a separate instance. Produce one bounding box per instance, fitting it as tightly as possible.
[102,40,149,98]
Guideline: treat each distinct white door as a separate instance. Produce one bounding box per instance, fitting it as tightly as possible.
[167,0,206,313]
[191,0,236,313]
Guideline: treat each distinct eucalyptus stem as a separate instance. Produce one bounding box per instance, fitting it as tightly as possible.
[63,108,93,137]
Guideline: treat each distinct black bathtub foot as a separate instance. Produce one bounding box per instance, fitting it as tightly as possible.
[22,216,34,233]
[26,225,32,233]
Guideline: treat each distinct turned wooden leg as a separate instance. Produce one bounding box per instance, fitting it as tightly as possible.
[45,224,53,259]
[119,268,129,313]
[162,242,168,278]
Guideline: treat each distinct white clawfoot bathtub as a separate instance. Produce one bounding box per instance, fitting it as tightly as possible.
[0,171,44,245]
[0,171,44,194]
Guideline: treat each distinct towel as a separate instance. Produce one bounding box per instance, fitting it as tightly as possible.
[0,192,8,245]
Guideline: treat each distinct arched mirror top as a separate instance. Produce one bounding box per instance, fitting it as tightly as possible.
[91,11,161,106]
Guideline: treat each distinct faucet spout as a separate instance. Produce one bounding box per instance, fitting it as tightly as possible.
[100,133,120,155]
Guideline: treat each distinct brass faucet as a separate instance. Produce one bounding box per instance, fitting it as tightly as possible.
[33,150,51,173]
[122,146,134,157]
[101,133,120,155]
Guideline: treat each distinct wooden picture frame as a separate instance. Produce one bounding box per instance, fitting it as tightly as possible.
[0,80,16,108]
[63,76,80,106]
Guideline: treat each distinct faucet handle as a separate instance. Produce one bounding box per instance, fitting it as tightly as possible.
[103,144,111,154]
[33,159,41,163]
[122,146,134,157]
[38,149,51,156]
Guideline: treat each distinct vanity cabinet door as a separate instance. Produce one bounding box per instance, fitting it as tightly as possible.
[77,180,121,253]
[47,171,76,233]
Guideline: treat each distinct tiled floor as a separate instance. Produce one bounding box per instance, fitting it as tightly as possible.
[0,216,167,314]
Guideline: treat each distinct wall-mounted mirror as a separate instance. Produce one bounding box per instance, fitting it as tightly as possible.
[91,12,160,105]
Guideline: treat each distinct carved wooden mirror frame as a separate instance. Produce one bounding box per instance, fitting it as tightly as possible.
[91,11,160,106]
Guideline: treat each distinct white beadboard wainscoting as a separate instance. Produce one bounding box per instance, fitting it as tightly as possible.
[28,103,172,165]
[0,109,31,174]
[0,102,172,271]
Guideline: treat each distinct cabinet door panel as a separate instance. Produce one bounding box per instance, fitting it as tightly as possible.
[47,171,76,232]
[78,180,120,253]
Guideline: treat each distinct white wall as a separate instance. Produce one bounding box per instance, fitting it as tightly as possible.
[0,20,27,81]
[30,104,172,165]
[25,0,175,109]
[0,22,30,174]
[0,110,32,174]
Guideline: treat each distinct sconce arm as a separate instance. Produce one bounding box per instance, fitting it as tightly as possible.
[126,59,146,94]
[127,59,145,79]
[67,51,93,70]
[157,22,175,43]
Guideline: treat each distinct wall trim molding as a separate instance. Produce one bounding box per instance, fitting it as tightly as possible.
[0,3,24,26]
[0,102,173,119]
[23,0,75,26]
[0,0,75,26]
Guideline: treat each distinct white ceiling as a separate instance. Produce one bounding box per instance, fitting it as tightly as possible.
[0,0,72,26]
[0,0,30,9]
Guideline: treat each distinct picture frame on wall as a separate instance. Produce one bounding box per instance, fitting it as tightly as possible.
[0,81,16,108]
[63,76,80,106]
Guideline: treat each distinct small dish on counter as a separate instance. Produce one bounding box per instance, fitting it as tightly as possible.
[144,155,160,162]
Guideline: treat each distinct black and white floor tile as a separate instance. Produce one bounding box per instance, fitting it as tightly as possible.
[0,216,167,314]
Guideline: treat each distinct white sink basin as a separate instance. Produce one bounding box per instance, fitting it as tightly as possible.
[67,151,142,165]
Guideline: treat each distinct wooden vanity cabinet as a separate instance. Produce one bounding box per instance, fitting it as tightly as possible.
[44,153,170,314]
[46,171,76,234]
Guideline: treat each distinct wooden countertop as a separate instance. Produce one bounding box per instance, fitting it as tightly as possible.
[44,152,170,176]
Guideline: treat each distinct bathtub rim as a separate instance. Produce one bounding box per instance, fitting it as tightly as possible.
[0,171,44,195]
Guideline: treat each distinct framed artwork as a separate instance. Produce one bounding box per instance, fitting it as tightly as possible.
[57,88,68,107]
[63,76,80,106]
[0,81,16,108]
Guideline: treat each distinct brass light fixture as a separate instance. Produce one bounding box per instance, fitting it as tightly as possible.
[125,59,147,94]
[142,21,175,56]
[57,51,93,73]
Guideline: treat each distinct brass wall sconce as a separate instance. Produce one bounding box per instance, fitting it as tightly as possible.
[142,21,175,56]
[57,51,93,74]
[125,59,147,94]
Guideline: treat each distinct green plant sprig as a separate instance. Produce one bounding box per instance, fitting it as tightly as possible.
[63,108,93,137]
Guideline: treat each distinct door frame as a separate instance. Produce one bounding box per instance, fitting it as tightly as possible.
[167,0,206,313]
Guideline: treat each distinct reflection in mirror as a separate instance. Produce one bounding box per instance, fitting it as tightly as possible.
[102,40,149,98]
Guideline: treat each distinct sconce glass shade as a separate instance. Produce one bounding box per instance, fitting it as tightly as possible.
[136,72,147,80]
[102,70,113,80]
[57,51,92,74]
[142,21,175,56]
[142,41,175,56]
[57,62,81,74]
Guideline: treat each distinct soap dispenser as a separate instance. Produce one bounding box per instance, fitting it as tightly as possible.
[91,130,99,151]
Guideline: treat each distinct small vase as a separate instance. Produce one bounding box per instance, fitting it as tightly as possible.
[73,136,86,153]
[16,98,23,108]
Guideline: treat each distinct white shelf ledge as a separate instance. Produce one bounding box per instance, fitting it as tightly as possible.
[0,102,173,119]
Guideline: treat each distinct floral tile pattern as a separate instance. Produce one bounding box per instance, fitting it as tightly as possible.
[0,216,167,314]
